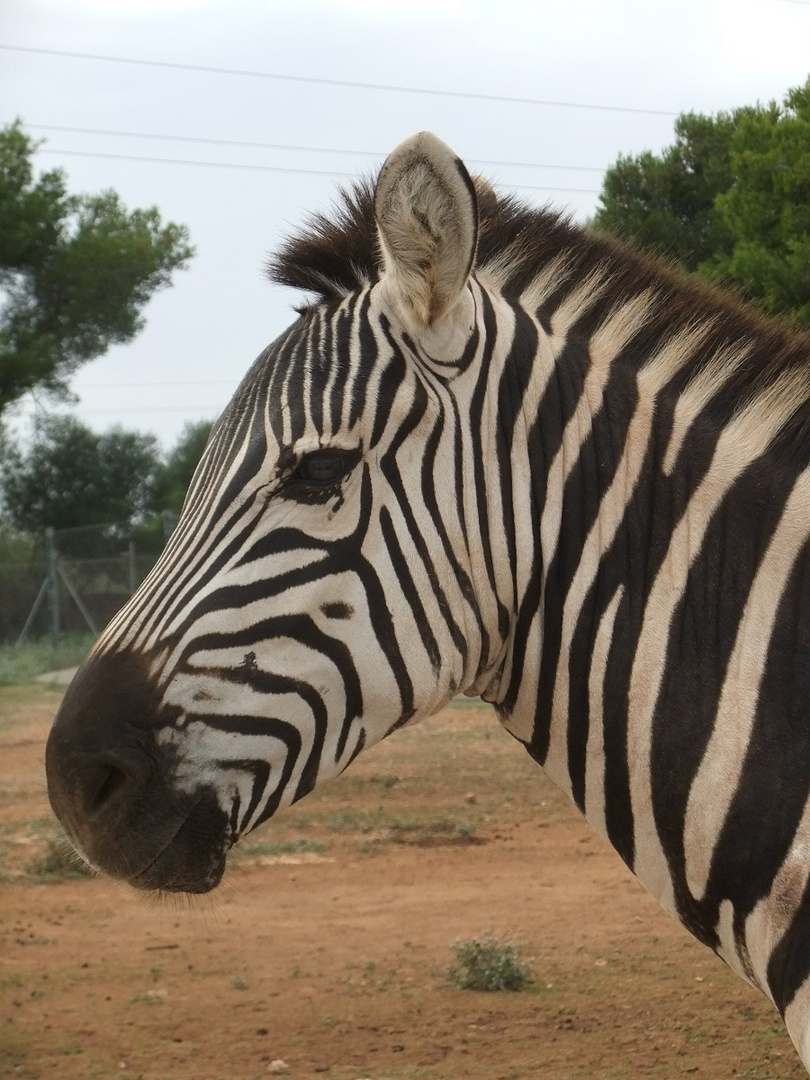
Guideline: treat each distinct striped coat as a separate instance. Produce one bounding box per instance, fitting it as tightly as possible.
[47,132,810,1071]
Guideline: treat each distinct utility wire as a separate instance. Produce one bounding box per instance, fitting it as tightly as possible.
[25,123,608,174]
[37,147,602,194]
[38,147,361,180]
[49,404,222,416]
[0,43,680,118]
[78,379,236,389]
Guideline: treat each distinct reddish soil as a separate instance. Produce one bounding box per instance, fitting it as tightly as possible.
[0,685,803,1080]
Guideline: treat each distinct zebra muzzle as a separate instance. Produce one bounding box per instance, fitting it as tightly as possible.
[45,649,230,893]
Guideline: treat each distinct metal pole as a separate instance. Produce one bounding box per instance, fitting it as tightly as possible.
[58,565,98,637]
[45,527,59,647]
[16,578,48,646]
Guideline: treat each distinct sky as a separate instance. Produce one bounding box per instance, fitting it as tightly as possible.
[2,0,809,451]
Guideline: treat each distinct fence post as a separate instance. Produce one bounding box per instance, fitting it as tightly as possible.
[45,526,59,647]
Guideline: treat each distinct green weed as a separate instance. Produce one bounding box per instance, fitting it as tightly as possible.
[321,808,479,848]
[0,632,94,686]
[128,991,165,1005]
[387,816,478,846]
[446,932,533,992]
[235,835,327,858]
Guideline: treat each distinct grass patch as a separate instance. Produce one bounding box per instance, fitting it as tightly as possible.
[446,932,533,992]
[23,830,93,881]
[387,816,479,846]
[128,991,165,1006]
[322,808,479,846]
[0,632,93,686]
[235,835,327,858]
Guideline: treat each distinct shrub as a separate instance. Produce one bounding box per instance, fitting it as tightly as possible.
[446,932,533,992]
[0,632,94,685]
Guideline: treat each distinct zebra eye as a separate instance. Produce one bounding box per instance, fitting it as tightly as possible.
[293,449,349,486]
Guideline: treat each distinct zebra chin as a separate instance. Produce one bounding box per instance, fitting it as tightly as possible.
[45,649,233,894]
[95,795,230,895]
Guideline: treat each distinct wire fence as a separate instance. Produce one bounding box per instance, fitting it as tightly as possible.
[0,518,175,645]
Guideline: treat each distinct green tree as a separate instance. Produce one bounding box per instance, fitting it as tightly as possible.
[593,79,810,324]
[593,109,742,269]
[0,121,193,414]
[150,419,213,515]
[0,414,161,536]
[703,82,810,323]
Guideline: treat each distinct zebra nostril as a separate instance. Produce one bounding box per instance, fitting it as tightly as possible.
[90,763,130,813]
[84,750,151,816]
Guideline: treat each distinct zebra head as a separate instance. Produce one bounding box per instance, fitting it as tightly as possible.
[46,133,514,893]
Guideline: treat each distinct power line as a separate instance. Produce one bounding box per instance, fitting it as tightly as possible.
[78,379,236,389]
[36,147,602,194]
[25,123,608,174]
[50,404,222,416]
[0,42,680,118]
[38,146,362,181]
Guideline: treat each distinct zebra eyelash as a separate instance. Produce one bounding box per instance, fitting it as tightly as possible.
[292,448,356,486]
[271,447,363,505]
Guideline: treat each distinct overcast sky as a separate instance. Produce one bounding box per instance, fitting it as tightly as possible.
[2,0,809,450]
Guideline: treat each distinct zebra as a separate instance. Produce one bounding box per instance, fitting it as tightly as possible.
[46,131,810,1071]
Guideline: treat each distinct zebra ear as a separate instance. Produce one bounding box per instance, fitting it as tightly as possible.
[375,132,478,332]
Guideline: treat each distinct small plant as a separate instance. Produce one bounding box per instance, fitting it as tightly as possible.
[23,832,93,881]
[446,932,533,992]
[235,835,327,858]
[388,815,478,846]
[128,991,165,1006]
[0,632,94,686]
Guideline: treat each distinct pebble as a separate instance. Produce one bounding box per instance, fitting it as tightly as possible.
[268,1061,290,1074]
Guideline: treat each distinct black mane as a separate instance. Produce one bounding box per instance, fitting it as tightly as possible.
[268,181,379,299]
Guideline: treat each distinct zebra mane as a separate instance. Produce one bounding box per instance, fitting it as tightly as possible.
[269,177,810,469]
[268,180,379,300]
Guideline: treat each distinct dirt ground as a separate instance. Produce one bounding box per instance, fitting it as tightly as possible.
[0,684,804,1080]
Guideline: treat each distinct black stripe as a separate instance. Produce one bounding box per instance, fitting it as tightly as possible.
[379,504,442,674]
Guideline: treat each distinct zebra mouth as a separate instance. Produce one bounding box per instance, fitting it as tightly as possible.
[127,796,230,894]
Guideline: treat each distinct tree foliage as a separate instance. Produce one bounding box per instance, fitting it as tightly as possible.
[0,121,194,414]
[149,419,213,515]
[0,415,212,537]
[0,415,161,534]
[593,79,810,324]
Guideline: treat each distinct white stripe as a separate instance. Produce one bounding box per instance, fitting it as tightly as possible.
[661,340,750,475]
[627,398,801,913]
[746,785,810,999]
[545,324,705,790]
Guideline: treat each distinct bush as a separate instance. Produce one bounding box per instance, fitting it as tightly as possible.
[0,632,93,685]
[446,932,533,991]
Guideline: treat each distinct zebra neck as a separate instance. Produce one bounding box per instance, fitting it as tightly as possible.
[485,311,666,812]
[486,290,810,865]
